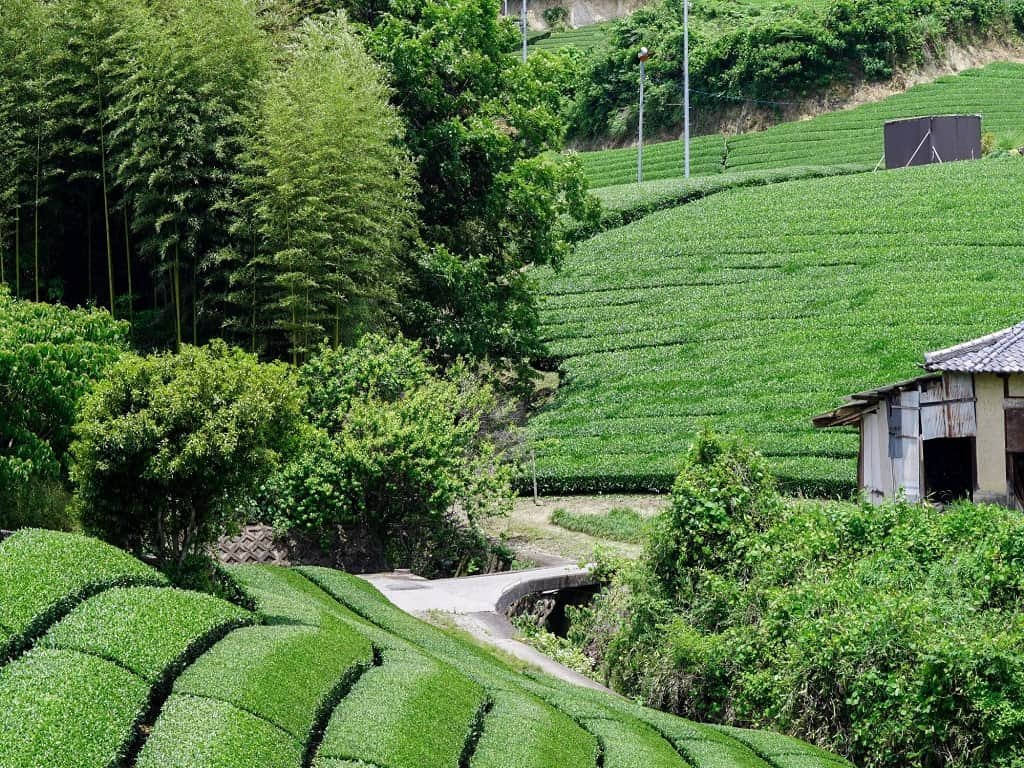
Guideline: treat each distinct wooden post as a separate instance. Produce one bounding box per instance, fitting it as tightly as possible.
[532,450,540,506]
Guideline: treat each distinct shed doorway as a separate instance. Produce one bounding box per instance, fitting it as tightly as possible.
[1012,454,1024,510]
[923,437,975,504]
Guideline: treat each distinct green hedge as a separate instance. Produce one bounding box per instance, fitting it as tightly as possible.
[174,621,373,740]
[0,529,167,661]
[41,586,252,683]
[0,648,150,768]
[137,694,304,768]
[584,717,687,768]
[226,564,355,627]
[712,726,854,768]
[316,651,487,768]
[472,691,599,768]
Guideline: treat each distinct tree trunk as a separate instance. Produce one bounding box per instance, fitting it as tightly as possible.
[123,205,133,323]
[98,74,115,318]
[33,133,40,302]
[173,241,182,351]
[14,204,20,297]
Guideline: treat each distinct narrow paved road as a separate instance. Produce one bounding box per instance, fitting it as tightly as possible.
[361,563,611,692]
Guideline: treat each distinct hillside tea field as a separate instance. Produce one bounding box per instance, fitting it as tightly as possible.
[528,159,1024,494]
[529,22,612,54]
[578,62,1024,187]
[0,529,853,768]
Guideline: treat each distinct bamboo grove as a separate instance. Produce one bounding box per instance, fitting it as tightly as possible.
[0,0,416,360]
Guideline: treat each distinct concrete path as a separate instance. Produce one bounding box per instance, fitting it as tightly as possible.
[361,563,610,692]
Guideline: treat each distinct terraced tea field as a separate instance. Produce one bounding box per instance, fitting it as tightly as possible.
[578,62,1024,187]
[529,22,613,54]
[528,158,1024,494]
[0,528,853,768]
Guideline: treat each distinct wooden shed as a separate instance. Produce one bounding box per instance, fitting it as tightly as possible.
[814,322,1024,508]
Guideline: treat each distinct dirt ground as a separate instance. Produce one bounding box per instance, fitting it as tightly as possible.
[483,493,670,564]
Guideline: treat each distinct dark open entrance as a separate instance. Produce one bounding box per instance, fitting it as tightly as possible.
[923,437,975,504]
[1011,454,1024,510]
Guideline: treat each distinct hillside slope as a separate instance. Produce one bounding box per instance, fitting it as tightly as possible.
[528,158,1024,494]
[579,62,1024,187]
[0,528,853,768]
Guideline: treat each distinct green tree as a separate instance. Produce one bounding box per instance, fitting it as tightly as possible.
[266,335,514,576]
[320,0,597,377]
[234,14,417,362]
[112,0,268,350]
[71,341,304,569]
[0,287,129,529]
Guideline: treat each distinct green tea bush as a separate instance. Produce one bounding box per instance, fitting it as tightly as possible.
[173,621,373,739]
[42,586,251,683]
[137,694,304,768]
[71,341,305,571]
[317,651,488,768]
[0,648,150,768]
[572,467,1024,767]
[0,529,166,660]
[0,289,127,529]
[266,335,514,577]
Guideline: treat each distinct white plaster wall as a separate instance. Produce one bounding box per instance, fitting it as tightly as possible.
[975,373,1008,500]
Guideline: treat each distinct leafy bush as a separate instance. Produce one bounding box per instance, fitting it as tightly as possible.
[0,289,128,529]
[137,694,304,768]
[0,529,166,661]
[266,335,514,577]
[41,586,251,683]
[174,622,373,739]
[571,465,1024,767]
[71,341,304,571]
[317,651,488,768]
[543,6,570,29]
[0,648,150,768]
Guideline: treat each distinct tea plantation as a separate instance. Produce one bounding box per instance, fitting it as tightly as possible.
[529,22,612,54]
[0,528,854,768]
[579,62,1024,187]
[529,158,1024,494]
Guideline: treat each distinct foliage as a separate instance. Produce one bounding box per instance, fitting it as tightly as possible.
[543,6,570,29]
[0,529,166,661]
[230,14,417,361]
[0,649,151,768]
[266,335,514,577]
[574,0,1020,140]
[174,622,373,739]
[647,432,782,595]
[572,479,1024,767]
[0,289,128,528]
[513,615,598,677]
[317,652,488,768]
[321,0,596,376]
[41,586,251,683]
[71,341,304,570]
[137,694,304,768]
[528,158,1024,495]
[550,506,652,543]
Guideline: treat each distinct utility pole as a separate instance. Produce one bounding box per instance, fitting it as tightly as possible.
[683,0,691,178]
[521,0,528,63]
[638,47,650,184]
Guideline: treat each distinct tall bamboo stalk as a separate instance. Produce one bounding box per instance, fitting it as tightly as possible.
[123,205,132,322]
[98,72,115,318]
[33,132,40,302]
[173,240,182,351]
[14,204,20,297]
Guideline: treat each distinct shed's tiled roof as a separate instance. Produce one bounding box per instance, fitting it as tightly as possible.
[924,322,1024,373]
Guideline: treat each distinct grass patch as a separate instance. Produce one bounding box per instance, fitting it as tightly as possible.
[0,648,150,768]
[549,506,650,543]
[174,621,373,740]
[137,693,303,768]
[41,586,252,683]
[316,650,487,768]
[0,529,166,661]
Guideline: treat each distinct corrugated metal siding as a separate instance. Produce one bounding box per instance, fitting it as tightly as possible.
[921,373,977,440]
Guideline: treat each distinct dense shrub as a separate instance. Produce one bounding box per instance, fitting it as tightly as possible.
[0,290,128,529]
[570,439,1024,768]
[265,335,515,577]
[71,341,304,571]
